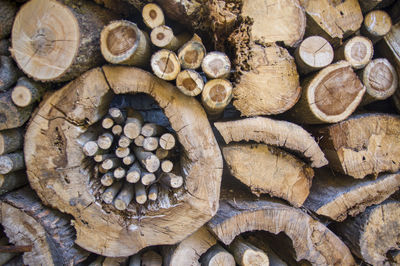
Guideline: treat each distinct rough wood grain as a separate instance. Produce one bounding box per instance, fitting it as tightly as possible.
[201,244,235,266]
[334,36,373,69]
[0,0,17,39]
[0,91,32,130]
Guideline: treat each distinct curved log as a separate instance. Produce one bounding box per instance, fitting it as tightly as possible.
[207,195,355,265]
[25,67,223,256]
[214,117,327,168]
[0,187,88,265]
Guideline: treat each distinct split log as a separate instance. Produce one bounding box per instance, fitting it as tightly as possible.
[304,169,400,221]
[141,251,162,266]
[102,116,114,130]
[207,194,355,265]
[162,226,217,266]
[114,182,134,210]
[0,187,88,265]
[11,77,46,107]
[25,66,222,256]
[151,49,181,81]
[143,137,159,151]
[0,171,27,196]
[0,39,10,56]
[0,152,24,175]
[112,125,123,136]
[201,52,231,79]
[201,79,232,118]
[0,0,17,39]
[127,161,141,183]
[0,91,32,130]
[159,133,175,151]
[160,172,183,188]
[333,200,400,265]
[176,70,204,96]
[214,117,328,168]
[98,133,114,150]
[222,143,313,207]
[124,110,144,139]
[240,0,306,47]
[200,244,235,266]
[141,123,165,137]
[100,20,151,67]
[150,26,191,51]
[334,36,374,69]
[109,107,125,124]
[0,128,23,155]
[135,182,147,204]
[232,43,301,116]
[313,113,400,179]
[102,181,123,204]
[133,147,160,173]
[360,58,398,105]
[11,0,117,82]
[294,36,334,75]
[299,0,363,44]
[285,61,365,124]
[148,184,158,201]
[361,10,392,43]
[228,237,269,266]
[142,3,164,29]
[0,56,18,92]
[177,34,206,70]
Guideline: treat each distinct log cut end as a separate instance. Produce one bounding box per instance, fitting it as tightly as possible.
[201,79,233,117]
[363,10,392,41]
[337,36,374,69]
[142,3,165,29]
[176,69,204,96]
[177,34,206,70]
[151,49,181,80]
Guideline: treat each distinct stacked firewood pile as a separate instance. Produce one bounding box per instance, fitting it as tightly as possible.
[0,0,399,265]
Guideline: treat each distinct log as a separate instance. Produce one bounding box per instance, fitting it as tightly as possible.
[100,20,151,67]
[155,148,169,160]
[114,182,134,210]
[232,43,301,116]
[176,69,204,96]
[360,58,398,105]
[0,187,88,265]
[141,171,156,186]
[313,113,400,179]
[141,123,165,137]
[25,67,223,256]
[101,158,121,171]
[334,36,374,69]
[102,181,123,204]
[201,52,231,79]
[163,226,217,266]
[294,36,334,75]
[333,200,400,265]
[133,147,160,173]
[151,49,181,81]
[118,135,132,148]
[124,109,144,139]
[100,172,114,187]
[141,251,162,266]
[0,91,32,130]
[142,3,165,29]
[214,117,328,168]
[0,128,23,155]
[150,25,191,51]
[160,172,183,188]
[126,161,141,183]
[228,237,269,266]
[304,169,400,221]
[129,254,141,266]
[0,56,19,92]
[112,125,123,136]
[98,132,114,150]
[161,160,173,173]
[285,61,365,124]
[123,155,135,166]
[207,194,355,265]
[300,0,363,44]
[222,143,313,207]
[11,77,45,107]
[201,79,232,118]
[0,0,17,39]
[245,235,288,266]
[148,184,158,201]
[240,0,306,47]
[135,182,147,204]
[0,39,10,56]
[0,152,24,175]
[362,10,392,43]
[134,135,145,147]
[143,137,159,151]
[11,0,117,82]
[159,133,175,151]
[177,34,206,70]
[94,154,115,163]
[115,147,130,158]
[0,171,27,196]
[200,244,235,266]
[102,116,114,130]
[109,107,125,124]
[114,167,126,179]
[83,141,100,157]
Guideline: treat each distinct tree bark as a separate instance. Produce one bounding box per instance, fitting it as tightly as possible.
[232,43,301,116]
[285,61,365,124]
[313,113,400,179]
[333,200,400,265]
[0,39,10,56]
[11,0,117,82]
[0,171,27,196]
[228,237,269,266]
[11,77,46,107]
[201,244,235,266]
[0,128,23,155]
[0,187,88,266]
[304,168,400,221]
[214,117,327,168]
[0,56,19,92]
[0,91,32,130]
[0,0,17,39]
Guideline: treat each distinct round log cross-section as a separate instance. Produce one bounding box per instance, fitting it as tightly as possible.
[24,67,223,256]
